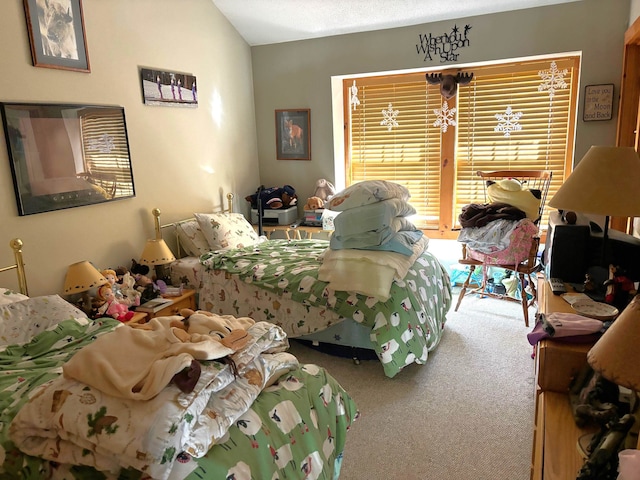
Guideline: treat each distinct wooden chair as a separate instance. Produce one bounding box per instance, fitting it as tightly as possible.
[454,170,552,327]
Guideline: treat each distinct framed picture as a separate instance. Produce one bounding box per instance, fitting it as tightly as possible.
[275,109,311,160]
[583,84,614,121]
[22,0,90,72]
[140,67,198,107]
[0,102,135,216]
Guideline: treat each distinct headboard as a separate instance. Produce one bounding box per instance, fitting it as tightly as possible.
[0,239,28,295]
[157,193,235,258]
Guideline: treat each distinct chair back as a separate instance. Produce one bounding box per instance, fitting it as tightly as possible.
[476,170,552,227]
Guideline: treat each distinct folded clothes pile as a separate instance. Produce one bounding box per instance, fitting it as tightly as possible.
[326,180,422,256]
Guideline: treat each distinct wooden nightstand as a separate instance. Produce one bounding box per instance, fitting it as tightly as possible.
[125,311,148,326]
[135,289,196,320]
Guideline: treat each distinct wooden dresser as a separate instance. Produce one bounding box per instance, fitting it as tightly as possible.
[531,276,639,479]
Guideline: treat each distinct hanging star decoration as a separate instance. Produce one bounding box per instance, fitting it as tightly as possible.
[433,100,457,133]
[494,106,523,137]
[350,80,360,111]
[381,103,399,131]
[538,61,568,100]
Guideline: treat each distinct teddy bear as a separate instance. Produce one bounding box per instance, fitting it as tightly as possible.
[304,196,325,210]
[245,185,298,209]
[178,308,254,351]
[314,178,336,201]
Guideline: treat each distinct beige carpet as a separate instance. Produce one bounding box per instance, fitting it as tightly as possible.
[288,291,536,480]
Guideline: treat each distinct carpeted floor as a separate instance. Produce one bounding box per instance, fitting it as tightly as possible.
[288,291,536,480]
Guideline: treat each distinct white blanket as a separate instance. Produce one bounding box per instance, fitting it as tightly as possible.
[318,235,429,301]
[10,322,297,480]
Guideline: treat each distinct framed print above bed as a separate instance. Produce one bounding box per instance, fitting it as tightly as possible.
[275,109,311,160]
[0,102,135,216]
[22,0,90,72]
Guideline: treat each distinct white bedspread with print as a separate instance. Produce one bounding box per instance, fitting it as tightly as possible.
[200,239,452,378]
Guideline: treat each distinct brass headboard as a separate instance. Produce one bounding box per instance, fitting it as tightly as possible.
[0,238,28,296]
[156,193,235,258]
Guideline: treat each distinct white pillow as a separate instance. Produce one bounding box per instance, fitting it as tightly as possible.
[327,180,411,212]
[194,212,260,251]
[0,287,29,305]
[175,220,211,257]
[0,294,88,346]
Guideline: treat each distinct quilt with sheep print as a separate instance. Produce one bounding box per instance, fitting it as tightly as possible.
[198,239,452,378]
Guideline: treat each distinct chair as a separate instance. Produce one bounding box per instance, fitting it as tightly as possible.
[454,170,552,327]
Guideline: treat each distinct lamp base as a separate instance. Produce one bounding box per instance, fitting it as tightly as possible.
[154,264,171,285]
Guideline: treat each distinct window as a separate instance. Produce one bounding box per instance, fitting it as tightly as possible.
[343,54,580,239]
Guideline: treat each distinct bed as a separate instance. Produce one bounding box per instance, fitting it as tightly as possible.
[160,186,453,379]
[0,238,359,480]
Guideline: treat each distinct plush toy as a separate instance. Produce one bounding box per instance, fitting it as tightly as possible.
[604,265,637,310]
[314,178,336,201]
[95,284,135,322]
[245,185,298,209]
[304,196,325,210]
[179,308,254,350]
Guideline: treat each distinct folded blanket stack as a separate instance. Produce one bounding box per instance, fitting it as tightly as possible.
[319,180,428,300]
[327,181,423,256]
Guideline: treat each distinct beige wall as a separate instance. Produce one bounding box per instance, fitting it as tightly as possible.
[0,0,259,296]
[251,0,631,204]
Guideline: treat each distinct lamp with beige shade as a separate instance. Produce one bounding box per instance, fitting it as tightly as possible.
[63,261,108,315]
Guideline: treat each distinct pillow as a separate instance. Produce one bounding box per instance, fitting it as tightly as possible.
[0,287,29,305]
[486,179,542,221]
[0,294,88,347]
[327,180,411,212]
[194,212,261,251]
[175,220,211,257]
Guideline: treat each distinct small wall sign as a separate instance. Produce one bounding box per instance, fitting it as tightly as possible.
[583,84,614,121]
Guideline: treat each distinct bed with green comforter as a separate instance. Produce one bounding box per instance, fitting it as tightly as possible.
[0,297,358,480]
[198,239,452,378]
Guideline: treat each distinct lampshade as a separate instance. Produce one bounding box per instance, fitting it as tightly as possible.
[587,295,640,391]
[63,261,108,295]
[139,239,176,266]
[548,146,640,218]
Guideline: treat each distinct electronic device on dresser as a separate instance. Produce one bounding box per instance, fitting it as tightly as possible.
[543,211,640,283]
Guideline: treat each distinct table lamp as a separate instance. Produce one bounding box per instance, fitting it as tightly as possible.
[587,295,640,454]
[139,238,175,283]
[548,146,640,275]
[63,261,108,315]
[139,208,176,283]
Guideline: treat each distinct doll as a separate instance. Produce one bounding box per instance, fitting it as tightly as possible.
[101,269,124,300]
[96,284,134,322]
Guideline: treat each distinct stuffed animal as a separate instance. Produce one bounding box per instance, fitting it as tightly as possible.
[179,308,254,350]
[604,265,637,310]
[245,185,298,209]
[314,178,336,201]
[304,196,324,210]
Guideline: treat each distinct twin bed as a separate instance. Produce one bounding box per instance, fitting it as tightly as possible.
[0,238,358,479]
[161,190,453,379]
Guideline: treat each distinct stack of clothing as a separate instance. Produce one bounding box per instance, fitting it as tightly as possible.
[318,180,427,301]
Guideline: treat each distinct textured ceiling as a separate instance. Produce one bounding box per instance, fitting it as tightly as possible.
[211,0,582,46]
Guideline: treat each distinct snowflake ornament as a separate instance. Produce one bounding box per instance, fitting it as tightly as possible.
[433,101,457,133]
[381,103,399,131]
[494,106,523,137]
[350,80,360,111]
[538,61,568,100]
[87,134,115,153]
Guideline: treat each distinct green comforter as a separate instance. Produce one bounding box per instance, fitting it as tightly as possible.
[201,239,452,378]
[0,318,358,479]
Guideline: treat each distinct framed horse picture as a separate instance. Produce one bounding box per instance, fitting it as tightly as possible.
[275,109,310,160]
